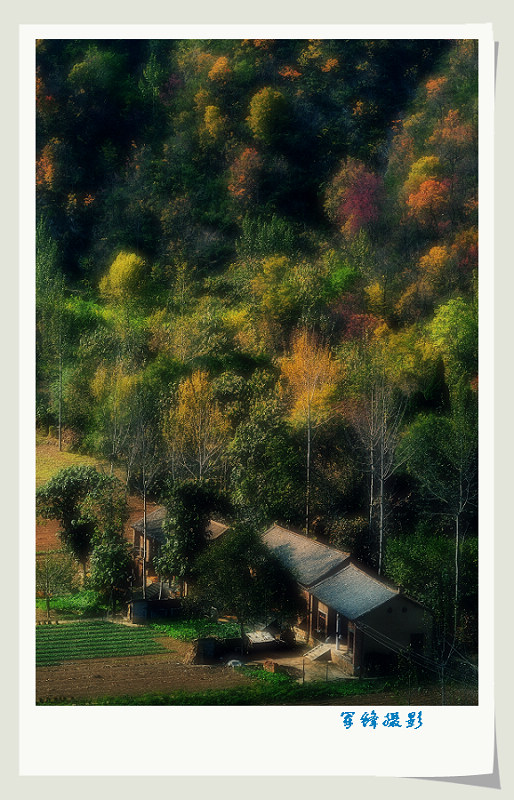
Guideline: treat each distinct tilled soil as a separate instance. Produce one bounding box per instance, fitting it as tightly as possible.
[36,638,252,703]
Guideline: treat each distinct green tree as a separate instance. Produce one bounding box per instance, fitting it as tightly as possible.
[343,341,408,574]
[385,523,478,655]
[36,466,129,582]
[36,466,104,581]
[83,473,129,541]
[193,525,302,650]
[400,406,477,642]
[36,551,78,621]
[229,388,302,527]
[36,218,68,448]
[89,538,133,614]
[123,373,168,598]
[160,481,229,595]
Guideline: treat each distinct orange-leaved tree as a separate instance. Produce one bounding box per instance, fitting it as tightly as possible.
[280,329,339,536]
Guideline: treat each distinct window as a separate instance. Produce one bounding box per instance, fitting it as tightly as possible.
[317,610,327,638]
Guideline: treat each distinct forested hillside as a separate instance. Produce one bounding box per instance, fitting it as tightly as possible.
[36,38,478,649]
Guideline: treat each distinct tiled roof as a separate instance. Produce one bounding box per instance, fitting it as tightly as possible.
[132,507,229,542]
[132,507,166,541]
[262,524,349,587]
[311,562,398,619]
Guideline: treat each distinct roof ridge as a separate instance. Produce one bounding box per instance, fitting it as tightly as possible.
[263,523,350,559]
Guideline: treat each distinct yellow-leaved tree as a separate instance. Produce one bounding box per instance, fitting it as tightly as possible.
[166,370,230,482]
[280,330,339,536]
[99,251,146,304]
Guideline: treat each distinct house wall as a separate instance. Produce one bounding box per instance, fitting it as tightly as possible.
[356,595,431,674]
[133,533,159,584]
[296,588,430,676]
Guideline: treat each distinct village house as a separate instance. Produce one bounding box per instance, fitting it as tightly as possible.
[131,506,229,586]
[130,510,431,676]
[263,524,431,676]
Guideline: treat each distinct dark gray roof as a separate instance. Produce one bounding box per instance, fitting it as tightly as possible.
[132,507,167,542]
[132,507,229,543]
[262,524,349,587]
[311,562,398,619]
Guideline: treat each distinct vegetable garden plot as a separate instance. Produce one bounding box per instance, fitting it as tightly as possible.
[36,620,166,666]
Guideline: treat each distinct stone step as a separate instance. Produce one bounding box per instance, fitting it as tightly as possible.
[304,643,332,662]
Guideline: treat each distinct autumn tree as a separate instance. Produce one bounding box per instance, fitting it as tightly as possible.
[281,329,339,536]
[246,87,288,145]
[167,370,230,482]
[99,251,147,305]
[324,158,384,238]
[228,148,263,209]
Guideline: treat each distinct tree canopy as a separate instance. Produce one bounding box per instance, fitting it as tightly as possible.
[36,37,478,651]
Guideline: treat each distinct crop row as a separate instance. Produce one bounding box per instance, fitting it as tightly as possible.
[37,646,165,666]
[37,628,158,641]
[36,621,133,633]
[37,641,162,651]
[36,621,167,665]
[36,629,160,641]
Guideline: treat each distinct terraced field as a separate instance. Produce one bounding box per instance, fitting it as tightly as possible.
[36,620,166,666]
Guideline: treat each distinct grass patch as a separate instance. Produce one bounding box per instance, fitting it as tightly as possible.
[149,618,241,641]
[36,620,166,666]
[36,437,104,488]
[38,671,380,705]
[36,590,107,618]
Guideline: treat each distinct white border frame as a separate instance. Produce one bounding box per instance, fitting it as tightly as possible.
[19,23,495,777]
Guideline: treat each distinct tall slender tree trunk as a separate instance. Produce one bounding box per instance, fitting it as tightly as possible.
[142,476,147,600]
[454,512,460,641]
[378,392,386,576]
[305,402,311,537]
[378,462,384,575]
[58,335,63,452]
[368,388,376,556]
[110,402,118,476]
